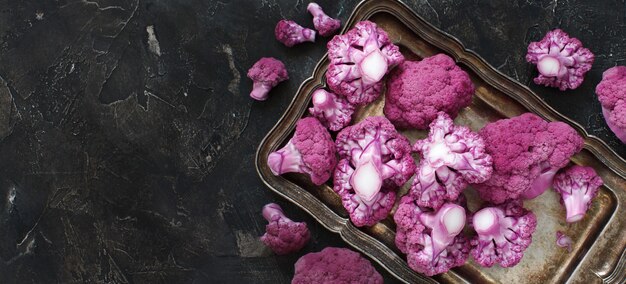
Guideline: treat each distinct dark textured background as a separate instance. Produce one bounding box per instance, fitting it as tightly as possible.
[0,0,624,283]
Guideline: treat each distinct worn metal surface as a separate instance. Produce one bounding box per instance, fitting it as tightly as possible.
[256,0,626,283]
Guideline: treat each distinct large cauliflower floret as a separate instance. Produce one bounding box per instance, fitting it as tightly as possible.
[260,203,310,255]
[394,194,470,276]
[268,117,337,185]
[553,165,603,223]
[326,20,404,105]
[334,116,415,226]
[308,89,355,131]
[292,247,383,284]
[384,54,475,129]
[247,57,289,101]
[595,66,626,143]
[411,112,493,209]
[475,113,583,204]
[470,200,537,268]
[526,29,594,91]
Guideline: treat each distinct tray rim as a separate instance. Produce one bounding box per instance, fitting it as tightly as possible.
[255,0,626,283]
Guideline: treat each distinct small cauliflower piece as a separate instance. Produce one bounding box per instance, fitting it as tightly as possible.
[307,2,341,37]
[595,66,626,143]
[553,165,603,223]
[526,29,594,90]
[394,194,470,276]
[308,89,355,131]
[326,21,404,105]
[475,113,583,204]
[292,247,383,284]
[268,117,337,185]
[470,200,537,268]
[247,57,289,101]
[556,231,573,252]
[411,112,492,209]
[384,54,475,129]
[260,203,310,255]
[334,116,415,226]
[275,19,316,47]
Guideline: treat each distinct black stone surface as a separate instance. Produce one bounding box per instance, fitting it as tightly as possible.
[0,0,624,283]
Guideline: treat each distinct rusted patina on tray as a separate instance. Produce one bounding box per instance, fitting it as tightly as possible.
[255,0,626,283]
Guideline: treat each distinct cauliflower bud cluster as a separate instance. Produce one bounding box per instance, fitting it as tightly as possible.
[385,54,475,129]
[596,66,626,143]
[256,11,602,281]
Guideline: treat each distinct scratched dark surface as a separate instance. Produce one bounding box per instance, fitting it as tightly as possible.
[0,0,624,283]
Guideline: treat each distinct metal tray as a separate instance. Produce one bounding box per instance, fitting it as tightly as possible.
[255,0,626,283]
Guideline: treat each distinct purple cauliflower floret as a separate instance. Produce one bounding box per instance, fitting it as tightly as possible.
[384,55,475,129]
[326,20,404,105]
[260,203,310,255]
[308,89,355,131]
[556,231,573,252]
[334,160,397,227]
[268,117,337,185]
[595,66,626,143]
[275,19,316,47]
[292,247,383,284]
[526,29,594,91]
[334,116,415,226]
[307,2,341,37]
[470,200,537,268]
[394,194,470,276]
[411,112,493,209]
[475,113,584,204]
[247,57,289,101]
[553,165,603,223]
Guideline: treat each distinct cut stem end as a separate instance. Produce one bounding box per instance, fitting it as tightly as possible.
[350,160,382,202]
[359,50,388,85]
[537,56,562,77]
[474,208,497,234]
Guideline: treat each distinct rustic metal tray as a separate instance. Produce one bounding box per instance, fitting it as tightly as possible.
[255,0,626,283]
